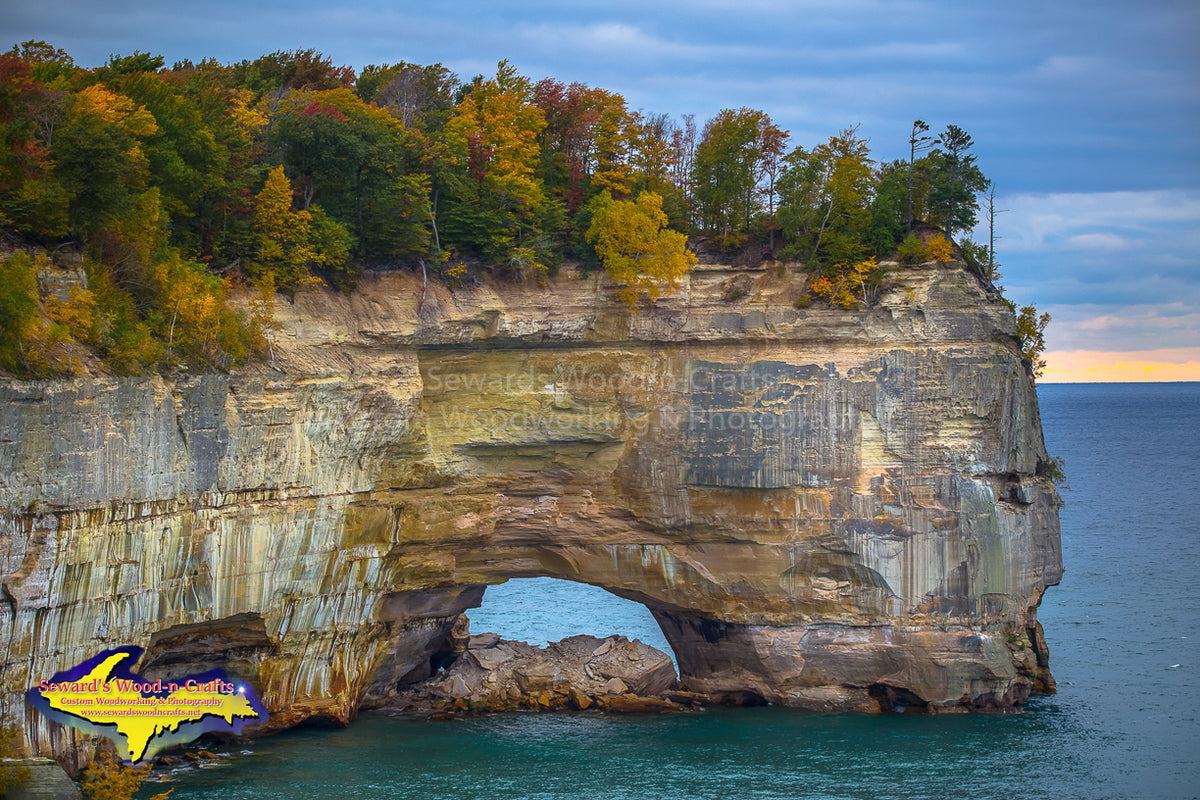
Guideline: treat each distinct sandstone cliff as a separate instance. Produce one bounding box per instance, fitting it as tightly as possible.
[0,259,1062,764]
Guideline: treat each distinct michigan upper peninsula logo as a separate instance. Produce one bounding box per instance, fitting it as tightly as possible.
[27,646,267,763]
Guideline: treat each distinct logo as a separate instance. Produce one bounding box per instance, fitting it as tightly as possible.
[27,647,267,764]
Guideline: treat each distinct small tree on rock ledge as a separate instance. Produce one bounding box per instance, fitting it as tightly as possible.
[1016,304,1051,377]
[586,190,697,307]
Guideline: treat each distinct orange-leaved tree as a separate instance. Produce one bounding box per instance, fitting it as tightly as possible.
[445,60,546,210]
[440,61,548,262]
[80,752,171,800]
[809,257,881,309]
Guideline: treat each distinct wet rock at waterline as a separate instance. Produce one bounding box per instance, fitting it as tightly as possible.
[0,259,1061,768]
[382,629,688,716]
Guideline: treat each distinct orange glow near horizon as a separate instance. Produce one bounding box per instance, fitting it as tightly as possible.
[1042,348,1200,383]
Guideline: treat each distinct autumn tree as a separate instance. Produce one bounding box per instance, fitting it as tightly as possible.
[756,118,789,249]
[631,111,688,230]
[0,252,46,374]
[446,61,545,208]
[0,50,69,238]
[151,252,250,369]
[587,91,636,196]
[776,126,873,266]
[532,80,637,210]
[926,234,954,262]
[631,112,675,193]
[103,69,248,258]
[0,251,103,376]
[80,752,172,800]
[265,88,429,263]
[533,78,589,211]
[586,190,696,306]
[441,60,547,262]
[691,108,781,243]
[267,92,356,210]
[809,257,884,309]
[79,257,162,375]
[250,165,318,287]
[53,83,159,242]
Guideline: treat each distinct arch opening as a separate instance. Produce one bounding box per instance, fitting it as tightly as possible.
[466,577,676,662]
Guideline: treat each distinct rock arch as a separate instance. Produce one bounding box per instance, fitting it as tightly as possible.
[1,265,1062,763]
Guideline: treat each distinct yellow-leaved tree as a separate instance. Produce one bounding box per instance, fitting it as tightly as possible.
[810,257,881,309]
[80,752,171,800]
[586,190,696,307]
[926,234,954,262]
[1016,305,1051,377]
[251,165,317,289]
[445,61,546,210]
[151,253,248,370]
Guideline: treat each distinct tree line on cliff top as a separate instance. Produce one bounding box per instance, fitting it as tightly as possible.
[0,43,1032,378]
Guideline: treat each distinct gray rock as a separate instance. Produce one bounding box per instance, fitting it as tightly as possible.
[0,261,1062,763]
[1,758,81,800]
[467,633,502,650]
[468,644,513,670]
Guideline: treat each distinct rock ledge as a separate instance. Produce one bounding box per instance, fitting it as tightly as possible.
[381,631,697,716]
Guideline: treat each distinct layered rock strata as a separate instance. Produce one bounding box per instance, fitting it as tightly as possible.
[0,259,1062,765]
[388,630,684,716]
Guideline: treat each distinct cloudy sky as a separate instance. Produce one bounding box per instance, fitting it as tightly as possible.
[5,0,1198,381]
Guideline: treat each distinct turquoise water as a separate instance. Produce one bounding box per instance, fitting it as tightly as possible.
[147,383,1200,799]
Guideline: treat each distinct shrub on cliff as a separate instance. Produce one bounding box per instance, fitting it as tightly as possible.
[80,753,171,800]
[809,257,889,309]
[896,234,928,265]
[0,724,31,794]
[1016,304,1051,377]
[926,235,954,262]
[0,247,257,378]
[0,252,85,376]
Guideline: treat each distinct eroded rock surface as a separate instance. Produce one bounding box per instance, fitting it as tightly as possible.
[384,628,685,715]
[0,260,1062,766]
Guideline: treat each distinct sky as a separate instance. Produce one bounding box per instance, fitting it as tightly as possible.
[4,0,1198,381]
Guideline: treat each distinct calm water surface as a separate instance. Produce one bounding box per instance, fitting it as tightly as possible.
[147,383,1200,799]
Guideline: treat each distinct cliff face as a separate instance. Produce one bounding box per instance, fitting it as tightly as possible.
[0,260,1062,761]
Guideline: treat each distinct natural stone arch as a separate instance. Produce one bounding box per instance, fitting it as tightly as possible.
[1,263,1061,766]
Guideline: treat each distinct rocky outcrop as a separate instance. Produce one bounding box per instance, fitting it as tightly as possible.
[0,259,1062,765]
[386,628,686,716]
[0,758,81,799]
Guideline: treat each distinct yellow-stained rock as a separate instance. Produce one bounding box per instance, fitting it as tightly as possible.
[0,261,1061,764]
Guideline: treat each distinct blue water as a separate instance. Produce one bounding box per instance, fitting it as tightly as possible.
[146,383,1200,800]
[467,577,676,658]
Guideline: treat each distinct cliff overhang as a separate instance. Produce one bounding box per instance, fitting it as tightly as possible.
[0,259,1062,764]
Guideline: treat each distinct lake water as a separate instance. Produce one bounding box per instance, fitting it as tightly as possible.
[145,382,1200,799]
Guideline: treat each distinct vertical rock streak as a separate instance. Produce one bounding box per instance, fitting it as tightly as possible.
[0,262,1061,761]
